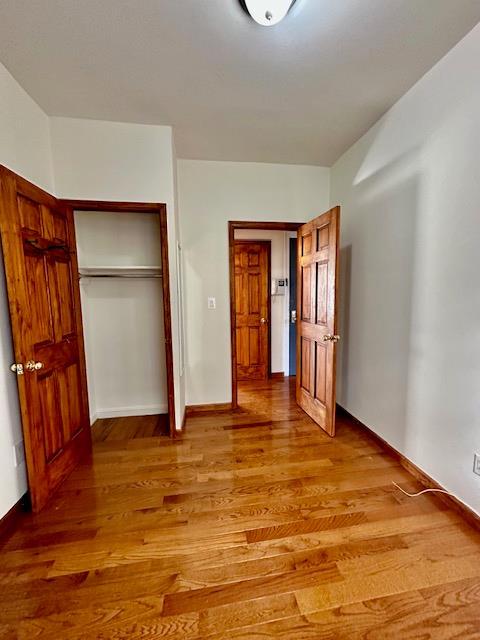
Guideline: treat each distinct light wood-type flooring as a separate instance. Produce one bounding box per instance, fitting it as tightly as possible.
[1,378,480,639]
[91,413,170,443]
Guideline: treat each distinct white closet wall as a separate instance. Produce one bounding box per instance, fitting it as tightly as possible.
[75,211,168,422]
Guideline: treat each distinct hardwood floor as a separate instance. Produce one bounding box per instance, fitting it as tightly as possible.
[1,378,480,639]
[92,414,169,442]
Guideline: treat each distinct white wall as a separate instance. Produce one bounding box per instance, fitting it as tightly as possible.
[75,211,167,422]
[50,117,185,428]
[171,134,186,417]
[234,229,291,375]
[0,64,54,192]
[0,61,55,518]
[331,24,480,514]
[177,160,330,405]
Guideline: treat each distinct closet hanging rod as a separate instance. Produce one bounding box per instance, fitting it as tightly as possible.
[78,274,163,279]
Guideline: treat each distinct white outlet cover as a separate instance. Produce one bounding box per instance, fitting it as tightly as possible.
[207,297,216,309]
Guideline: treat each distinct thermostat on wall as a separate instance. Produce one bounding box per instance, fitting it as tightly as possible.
[272,278,287,295]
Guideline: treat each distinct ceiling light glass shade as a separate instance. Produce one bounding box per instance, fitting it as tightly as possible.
[244,0,296,26]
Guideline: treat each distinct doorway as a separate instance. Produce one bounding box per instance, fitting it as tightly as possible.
[229,208,340,436]
[63,200,176,439]
[228,221,302,409]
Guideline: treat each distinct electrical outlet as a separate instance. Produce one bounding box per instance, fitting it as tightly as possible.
[13,441,25,467]
[207,297,216,310]
[474,453,480,477]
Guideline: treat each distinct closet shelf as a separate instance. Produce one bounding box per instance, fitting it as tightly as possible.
[78,266,163,279]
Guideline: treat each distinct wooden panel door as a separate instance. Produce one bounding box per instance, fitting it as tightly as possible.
[296,207,340,436]
[234,241,269,381]
[0,166,91,511]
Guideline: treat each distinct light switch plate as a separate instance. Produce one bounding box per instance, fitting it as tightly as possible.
[207,297,216,310]
[13,441,25,467]
[474,453,480,477]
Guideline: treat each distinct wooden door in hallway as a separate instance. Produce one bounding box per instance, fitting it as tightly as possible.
[234,240,270,381]
[0,166,91,511]
[297,206,340,436]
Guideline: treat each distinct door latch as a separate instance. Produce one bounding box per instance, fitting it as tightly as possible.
[10,363,24,375]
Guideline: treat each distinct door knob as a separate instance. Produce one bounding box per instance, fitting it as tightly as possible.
[290,309,297,324]
[25,361,44,372]
[10,363,24,375]
[260,317,267,324]
[323,334,340,343]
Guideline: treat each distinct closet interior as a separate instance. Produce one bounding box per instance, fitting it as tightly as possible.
[74,209,172,437]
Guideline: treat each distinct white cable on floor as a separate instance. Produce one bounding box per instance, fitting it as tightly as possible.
[391,481,455,498]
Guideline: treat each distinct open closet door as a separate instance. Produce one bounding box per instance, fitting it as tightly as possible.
[296,206,340,437]
[0,166,91,511]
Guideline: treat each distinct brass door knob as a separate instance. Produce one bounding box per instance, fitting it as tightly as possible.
[260,317,267,324]
[323,334,340,343]
[26,361,44,372]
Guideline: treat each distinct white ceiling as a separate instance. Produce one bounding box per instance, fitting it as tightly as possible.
[0,0,479,166]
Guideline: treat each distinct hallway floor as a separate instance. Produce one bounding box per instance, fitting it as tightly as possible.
[1,378,480,639]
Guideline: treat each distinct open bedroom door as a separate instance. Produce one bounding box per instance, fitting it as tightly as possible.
[0,166,91,511]
[296,206,340,436]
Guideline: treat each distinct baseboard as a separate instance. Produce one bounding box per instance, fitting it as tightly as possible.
[0,494,29,544]
[185,402,232,416]
[179,407,187,432]
[94,404,169,419]
[270,372,285,379]
[337,405,480,532]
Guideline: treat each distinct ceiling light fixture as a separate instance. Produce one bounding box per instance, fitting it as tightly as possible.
[243,0,296,26]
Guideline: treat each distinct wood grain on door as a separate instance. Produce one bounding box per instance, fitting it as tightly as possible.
[234,241,270,381]
[0,166,91,511]
[296,207,340,436]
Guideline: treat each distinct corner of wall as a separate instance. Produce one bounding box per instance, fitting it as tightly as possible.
[0,61,54,518]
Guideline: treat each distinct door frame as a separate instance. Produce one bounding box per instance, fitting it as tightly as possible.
[228,221,303,409]
[61,199,176,437]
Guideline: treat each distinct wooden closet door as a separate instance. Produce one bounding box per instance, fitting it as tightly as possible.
[234,241,269,381]
[296,207,340,436]
[0,166,91,511]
